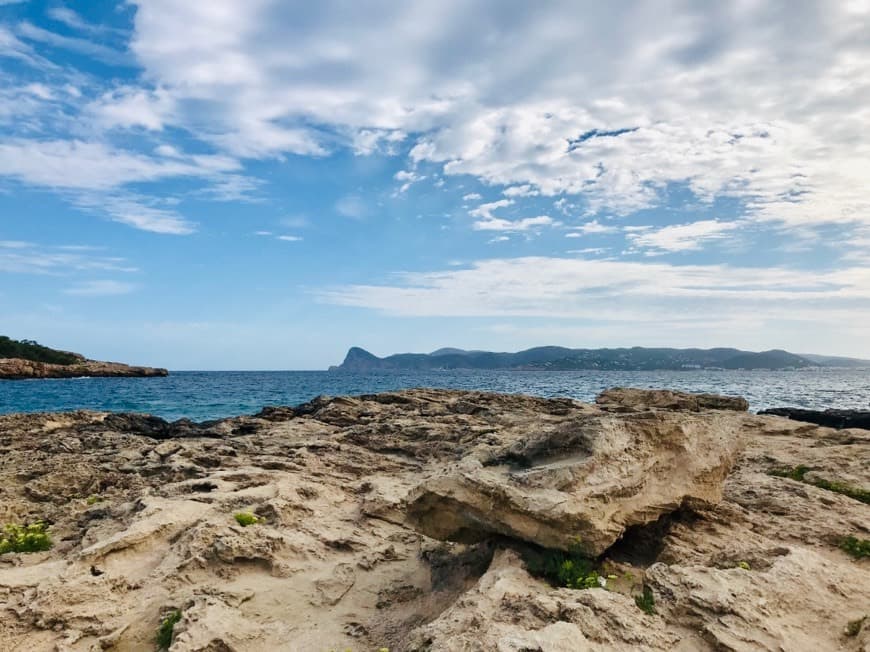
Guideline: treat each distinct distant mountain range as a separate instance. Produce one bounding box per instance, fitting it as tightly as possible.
[330,346,870,372]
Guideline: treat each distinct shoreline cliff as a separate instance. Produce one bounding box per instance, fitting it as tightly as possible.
[0,357,168,380]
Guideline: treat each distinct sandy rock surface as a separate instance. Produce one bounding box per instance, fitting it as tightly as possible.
[0,388,867,651]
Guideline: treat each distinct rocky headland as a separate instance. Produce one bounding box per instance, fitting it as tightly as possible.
[0,388,868,651]
[0,357,169,380]
[331,345,870,372]
[0,336,168,380]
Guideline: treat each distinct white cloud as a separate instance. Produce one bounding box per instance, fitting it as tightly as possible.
[503,184,539,198]
[89,87,175,131]
[462,192,482,201]
[473,215,556,232]
[394,169,425,193]
[0,140,237,191]
[566,219,618,237]
[627,219,741,254]
[335,195,366,219]
[118,0,870,234]
[74,194,196,235]
[320,257,870,330]
[469,199,513,220]
[64,280,135,296]
[276,234,302,241]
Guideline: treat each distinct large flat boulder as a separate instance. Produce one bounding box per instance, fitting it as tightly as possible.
[596,387,749,412]
[406,389,748,555]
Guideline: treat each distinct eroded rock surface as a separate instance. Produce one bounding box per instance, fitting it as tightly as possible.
[405,407,747,554]
[0,388,867,652]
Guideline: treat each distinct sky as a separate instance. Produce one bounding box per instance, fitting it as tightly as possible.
[1,0,869,370]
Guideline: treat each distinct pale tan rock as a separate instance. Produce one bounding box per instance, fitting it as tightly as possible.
[596,386,750,412]
[406,408,747,554]
[0,388,867,652]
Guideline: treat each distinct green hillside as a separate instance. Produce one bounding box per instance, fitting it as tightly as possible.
[0,336,81,365]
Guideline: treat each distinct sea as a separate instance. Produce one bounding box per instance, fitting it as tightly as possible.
[1,368,869,422]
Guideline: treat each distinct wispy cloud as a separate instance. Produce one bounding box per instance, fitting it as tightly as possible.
[64,279,135,296]
[473,215,556,232]
[627,219,742,254]
[335,195,366,219]
[17,21,128,64]
[0,241,137,274]
[320,257,870,324]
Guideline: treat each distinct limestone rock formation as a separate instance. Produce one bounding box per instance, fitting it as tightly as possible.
[0,357,168,380]
[0,388,867,651]
[596,386,750,412]
[405,406,747,554]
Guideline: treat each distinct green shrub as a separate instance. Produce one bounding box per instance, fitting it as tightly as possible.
[840,536,870,560]
[768,465,870,504]
[233,512,259,527]
[0,522,52,554]
[737,560,751,571]
[635,585,656,615]
[524,544,604,590]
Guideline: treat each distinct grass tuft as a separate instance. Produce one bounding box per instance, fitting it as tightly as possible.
[767,465,870,504]
[156,610,182,650]
[635,585,656,615]
[0,522,52,554]
[233,512,260,527]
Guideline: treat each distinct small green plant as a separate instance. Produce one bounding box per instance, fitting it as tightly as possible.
[0,522,52,554]
[840,536,870,560]
[768,464,810,481]
[86,495,103,506]
[233,512,260,527]
[635,585,656,615]
[737,560,751,571]
[768,465,870,504]
[524,543,604,590]
[156,609,182,650]
[846,616,866,637]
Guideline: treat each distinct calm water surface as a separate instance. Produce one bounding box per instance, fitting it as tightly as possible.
[1,369,868,421]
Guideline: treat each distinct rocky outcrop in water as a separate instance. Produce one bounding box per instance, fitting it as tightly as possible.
[0,357,168,380]
[759,407,870,430]
[1,388,868,651]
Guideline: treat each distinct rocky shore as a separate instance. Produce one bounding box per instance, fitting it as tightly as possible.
[0,357,168,380]
[0,388,867,651]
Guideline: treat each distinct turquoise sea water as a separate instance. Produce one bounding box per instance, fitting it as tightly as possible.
[1,369,869,421]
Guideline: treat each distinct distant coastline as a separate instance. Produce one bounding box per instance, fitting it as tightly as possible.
[330,345,870,373]
[0,336,167,380]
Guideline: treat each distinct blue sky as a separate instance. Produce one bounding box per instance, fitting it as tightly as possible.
[1,0,869,369]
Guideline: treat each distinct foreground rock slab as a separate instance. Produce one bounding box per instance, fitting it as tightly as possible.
[405,406,747,555]
[0,388,868,651]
